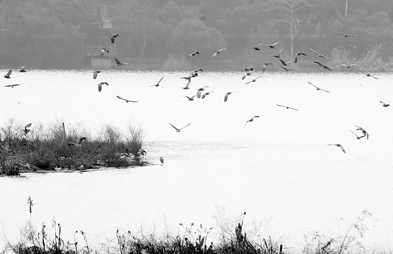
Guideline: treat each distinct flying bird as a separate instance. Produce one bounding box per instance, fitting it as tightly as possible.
[110,33,119,43]
[188,51,199,59]
[151,77,164,87]
[245,76,263,84]
[4,69,12,79]
[310,48,330,59]
[4,84,21,88]
[276,104,298,111]
[196,86,209,98]
[281,66,295,71]
[295,52,307,63]
[253,43,263,51]
[168,122,191,132]
[100,48,109,57]
[278,58,290,66]
[23,123,32,134]
[201,91,213,99]
[115,58,128,66]
[337,63,360,69]
[98,82,109,92]
[242,67,254,80]
[350,130,364,140]
[328,144,346,153]
[212,48,227,57]
[365,73,378,79]
[266,42,279,49]
[335,31,356,38]
[244,116,260,127]
[183,95,196,101]
[19,66,27,72]
[116,95,138,103]
[314,61,332,71]
[272,48,283,58]
[224,91,234,102]
[68,137,87,147]
[354,125,369,139]
[308,81,329,93]
[93,70,101,79]
[380,101,390,107]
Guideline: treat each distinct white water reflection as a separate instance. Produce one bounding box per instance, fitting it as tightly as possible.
[0,71,393,251]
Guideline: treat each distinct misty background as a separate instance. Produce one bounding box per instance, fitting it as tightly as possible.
[0,0,393,70]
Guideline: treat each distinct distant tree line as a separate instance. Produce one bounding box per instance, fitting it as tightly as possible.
[0,0,393,70]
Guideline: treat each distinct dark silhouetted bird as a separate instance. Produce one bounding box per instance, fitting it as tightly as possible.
[380,101,390,107]
[365,73,378,79]
[354,125,369,139]
[168,122,191,132]
[115,58,128,66]
[335,31,356,38]
[110,33,119,43]
[116,95,138,103]
[160,157,164,165]
[224,91,234,102]
[188,51,199,59]
[93,70,101,79]
[19,66,27,72]
[295,52,307,63]
[266,42,279,49]
[245,76,263,84]
[244,116,260,127]
[151,77,164,87]
[328,144,346,153]
[4,69,12,79]
[68,137,87,147]
[23,123,32,134]
[4,84,21,88]
[183,95,196,101]
[276,104,298,111]
[98,82,109,92]
[272,48,283,58]
[310,48,329,59]
[308,81,329,93]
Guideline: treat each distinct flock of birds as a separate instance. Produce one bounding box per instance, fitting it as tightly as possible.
[2,30,392,165]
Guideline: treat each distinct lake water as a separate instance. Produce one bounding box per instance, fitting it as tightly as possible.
[0,70,393,252]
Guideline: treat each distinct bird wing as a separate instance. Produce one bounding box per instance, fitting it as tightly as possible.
[157,77,164,85]
[6,69,12,77]
[180,123,191,130]
[117,95,127,101]
[310,48,319,56]
[168,123,180,132]
[340,145,346,153]
[25,123,32,128]
[115,58,121,65]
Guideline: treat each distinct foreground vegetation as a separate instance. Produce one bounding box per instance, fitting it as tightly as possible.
[0,120,146,176]
[3,203,375,254]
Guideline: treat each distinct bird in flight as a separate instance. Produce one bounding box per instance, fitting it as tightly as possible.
[4,69,12,79]
[278,58,290,66]
[281,66,295,72]
[380,101,390,107]
[151,77,164,87]
[68,137,87,147]
[354,125,369,139]
[168,122,191,132]
[100,48,109,57]
[245,76,263,84]
[277,104,298,111]
[224,91,234,102]
[212,48,227,57]
[272,48,283,58]
[244,116,260,127]
[98,82,109,92]
[110,33,119,43]
[242,67,254,80]
[19,66,27,72]
[23,123,32,134]
[93,70,101,79]
[116,95,138,103]
[335,31,356,38]
[308,81,329,93]
[350,130,364,140]
[196,86,209,98]
[365,73,378,79]
[253,43,263,51]
[295,52,307,63]
[328,144,346,153]
[4,84,22,88]
[337,63,360,69]
[266,42,279,49]
[314,61,332,71]
[188,51,199,59]
[310,48,330,59]
[183,95,196,101]
[201,91,213,99]
[115,58,128,67]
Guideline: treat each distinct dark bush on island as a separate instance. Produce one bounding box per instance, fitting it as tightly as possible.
[0,120,146,175]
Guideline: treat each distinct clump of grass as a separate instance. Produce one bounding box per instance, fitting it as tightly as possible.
[0,119,147,175]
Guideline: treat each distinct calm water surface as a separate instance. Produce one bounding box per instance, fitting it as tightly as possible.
[1,70,393,251]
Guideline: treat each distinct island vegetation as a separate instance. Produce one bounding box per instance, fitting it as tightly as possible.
[0,120,146,176]
[0,0,393,71]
